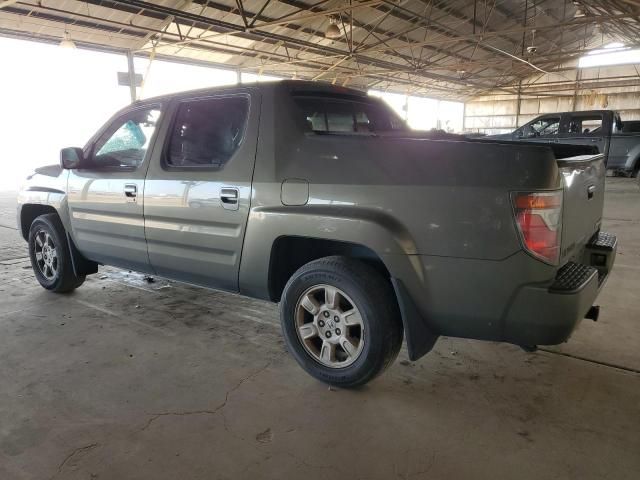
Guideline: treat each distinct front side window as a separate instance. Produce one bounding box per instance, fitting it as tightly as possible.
[92,107,161,168]
[166,96,249,168]
[522,117,560,138]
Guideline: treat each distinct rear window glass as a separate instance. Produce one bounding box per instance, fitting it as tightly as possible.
[295,97,406,133]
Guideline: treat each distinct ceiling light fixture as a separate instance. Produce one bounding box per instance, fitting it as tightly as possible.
[526,29,537,54]
[59,30,76,49]
[325,17,342,39]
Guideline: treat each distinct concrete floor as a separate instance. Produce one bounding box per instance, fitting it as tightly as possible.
[0,180,639,480]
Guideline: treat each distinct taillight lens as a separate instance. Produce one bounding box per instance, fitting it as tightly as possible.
[512,191,563,264]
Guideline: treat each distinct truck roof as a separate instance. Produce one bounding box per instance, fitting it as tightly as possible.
[534,109,614,116]
[134,80,369,105]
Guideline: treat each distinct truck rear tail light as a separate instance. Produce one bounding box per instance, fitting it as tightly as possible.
[512,191,563,265]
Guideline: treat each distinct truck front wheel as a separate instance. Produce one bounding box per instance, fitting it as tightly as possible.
[28,214,85,293]
[280,256,403,388]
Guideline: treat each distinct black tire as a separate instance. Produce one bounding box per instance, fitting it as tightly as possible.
[280,256,403,388]
[28,213,85,293]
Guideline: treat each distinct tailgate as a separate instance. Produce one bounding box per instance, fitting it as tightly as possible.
[558,153,606,265]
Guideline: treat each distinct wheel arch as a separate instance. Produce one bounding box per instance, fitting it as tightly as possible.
[267,236,390,302]
[22,206,98,277]
[624,144,640,174]
[632,152,640,175]
[266,236,439,361]
[20,204,58,240]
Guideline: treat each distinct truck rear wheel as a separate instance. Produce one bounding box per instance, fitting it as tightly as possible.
[280,256,403,388]
[28,214,85,293]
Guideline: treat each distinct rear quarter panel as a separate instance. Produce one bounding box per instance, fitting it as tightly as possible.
[239,87,563,308]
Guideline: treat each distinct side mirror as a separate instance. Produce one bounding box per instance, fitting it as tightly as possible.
[60,147,84,169]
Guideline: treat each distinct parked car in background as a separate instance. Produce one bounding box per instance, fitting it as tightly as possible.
[489,110,640,180]
[17,81,616,387]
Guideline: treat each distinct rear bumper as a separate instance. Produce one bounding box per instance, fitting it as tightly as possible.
[503,232,617,346]
[387,232,617,360]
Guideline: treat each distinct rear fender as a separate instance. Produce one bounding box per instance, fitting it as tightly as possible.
[239,204,421,300]
[239,206,438,359]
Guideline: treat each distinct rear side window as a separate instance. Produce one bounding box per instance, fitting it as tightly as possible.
[295,97,406,133]
[166,96,248,168]
[623,121,640,133]
[567,115,603,135]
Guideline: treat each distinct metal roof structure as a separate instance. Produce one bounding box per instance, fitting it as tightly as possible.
[1,1,640,100]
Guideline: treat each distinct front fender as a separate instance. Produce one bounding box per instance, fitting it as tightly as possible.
[17,189,69,238]
[17,166,71,236]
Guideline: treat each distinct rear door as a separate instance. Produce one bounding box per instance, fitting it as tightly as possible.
[143,90,260,291]
[67,105,163,272]
[558,112,609,159]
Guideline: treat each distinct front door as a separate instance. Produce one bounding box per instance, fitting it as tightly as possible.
[514,115,561,144]
[143,91,260,291]
[67,105,163,273]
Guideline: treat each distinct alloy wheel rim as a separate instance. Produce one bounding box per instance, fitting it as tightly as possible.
[34,230,58,281]
[295,284,365,368]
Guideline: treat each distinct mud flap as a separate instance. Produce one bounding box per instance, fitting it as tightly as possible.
[66,232,99,276]
[391,278,439,361]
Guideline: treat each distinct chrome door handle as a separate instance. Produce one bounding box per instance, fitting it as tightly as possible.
[124,183,137,201]
[220,187,239,211]
[587,184,596,199]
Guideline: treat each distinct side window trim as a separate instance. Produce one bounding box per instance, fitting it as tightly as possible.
[161,93,251,171]
[85,103,163,171]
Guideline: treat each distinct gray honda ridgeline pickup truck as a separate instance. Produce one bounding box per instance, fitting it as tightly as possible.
[17,81,617,387]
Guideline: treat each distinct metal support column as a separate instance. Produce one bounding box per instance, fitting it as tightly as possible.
[126,51,137,103]
[572,69,581,111]
[515,80,522,128]
[462,102,467,132]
